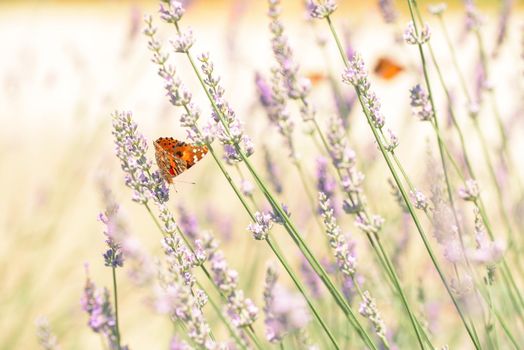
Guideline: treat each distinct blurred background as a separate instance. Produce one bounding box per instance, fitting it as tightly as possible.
[1,0,522,349]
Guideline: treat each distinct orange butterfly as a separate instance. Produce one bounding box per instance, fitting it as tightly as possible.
[154,137,208,184]
[305,71,327,86]
[373,56,404,80]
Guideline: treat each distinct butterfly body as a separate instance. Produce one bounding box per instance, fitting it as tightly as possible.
[154,137,208,184]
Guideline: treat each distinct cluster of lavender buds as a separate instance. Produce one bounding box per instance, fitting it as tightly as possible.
[111,111,169,203]
[158,203,200,286]
[171,29,194,53]
[81,274,126,350]
[209,251,259,328]
[464,0,483,32]
[144,17,212,146]
[98,180,125,269]
[268,0,315,121]
[326,114,357,171]
[409,84,434,121]
[158,0,184,24]
[410,189,429,210]
[198,52,254,162]
[378,0,398,24]
[247,211,274,240]
[169,336,191,350]
[428,3,447,16]
[98,178,155,285]
[306,0,337,19]
[255,72,273,108]
[261,68,296,159]
[342,53,385,129]
[404,21,431,45]
[358,291,388,346]
[263,263,311,343]
[325,115,367,215]
[319,192,357,279]
[35,317,60,350]
[468,209,505,271]
[155,274,216,349]
[316,156,337,201]
[458,179,480,201]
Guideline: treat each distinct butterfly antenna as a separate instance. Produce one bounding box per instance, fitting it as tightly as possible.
[175,179,196,185]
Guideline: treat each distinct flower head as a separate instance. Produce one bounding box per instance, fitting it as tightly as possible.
[404,21,431,45]
[247,211,274,240]
[458,179,480,201]
[409,84,433,121]
[112,111,169,204]
[306,0,337,19]
[263,263,310,343]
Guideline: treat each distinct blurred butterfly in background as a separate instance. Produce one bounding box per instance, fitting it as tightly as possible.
[154,137,208,184]
[373,56,404,80]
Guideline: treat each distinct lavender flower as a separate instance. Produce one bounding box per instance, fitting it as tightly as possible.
[404,21,431,45]
[468,209,505,268]
[159,0,185,24]
[410,189,429,210]
[326,114,357,170]
[144,16,211,146]
[198,52,254,162]
[354,213,384,236]
[306,0,337,19]
[493,0,513,56]
[112,111,169,203]
[359,291,388,346]
[268,0,315,121]
[99,208,125,269]
[177,204,199,241]
[35,317,60,350]
[255,72,273,108]
[342,54,385,129]
[263,263,310,343]
[158,203,199,286]
[316,156,337,200]
[464,0,483,32]
[269,203,291,225]
[409,84,433,121]
[209,251,259,328]
[265,67,296,159]
[319,192,357,279]
[378,0,398,24]
[428,3,447,16]
[81,273,125,350]
[169,336,191,350]
[300,258,323,299]
[458,179,480,201]
[171,29,194,53]
[247,211,274,240]
[154,281,215,349]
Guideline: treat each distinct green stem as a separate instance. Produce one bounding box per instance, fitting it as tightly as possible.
[111,266,121,350]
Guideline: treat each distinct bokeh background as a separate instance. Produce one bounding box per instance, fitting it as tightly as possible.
[1,0,522,349]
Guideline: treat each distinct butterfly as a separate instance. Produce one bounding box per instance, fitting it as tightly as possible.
[373,56,404,80]
[154,137,208,184]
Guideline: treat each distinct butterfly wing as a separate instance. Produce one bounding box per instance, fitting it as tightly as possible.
[154,137,207,183]
[374,57,404,80]
[172,142,208,169]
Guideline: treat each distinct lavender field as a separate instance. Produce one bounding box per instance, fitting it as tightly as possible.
[1,0,523,349]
